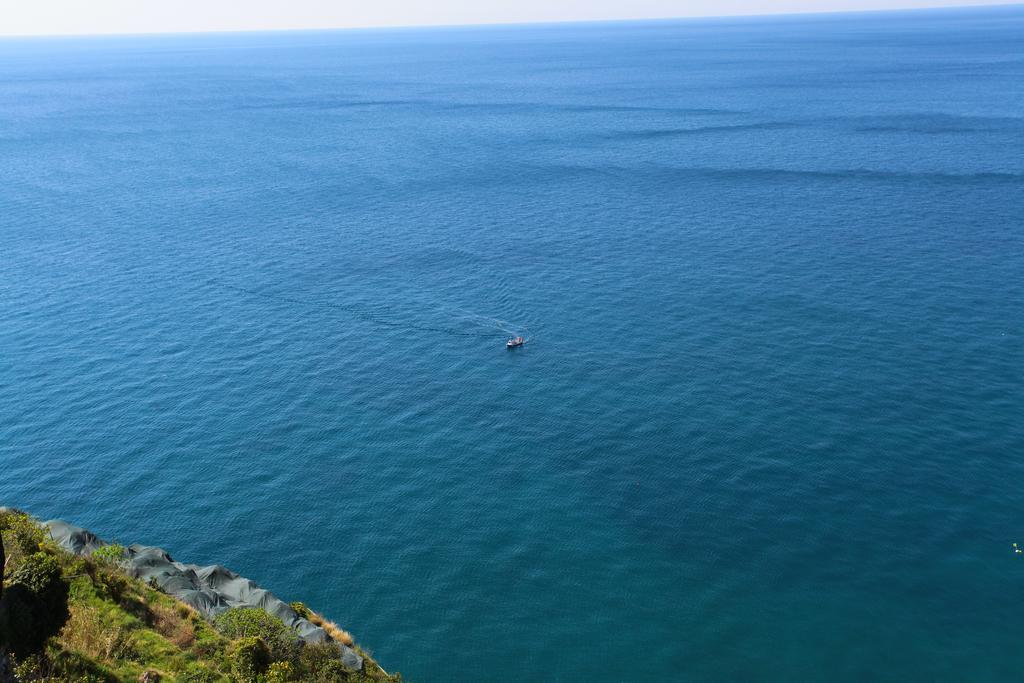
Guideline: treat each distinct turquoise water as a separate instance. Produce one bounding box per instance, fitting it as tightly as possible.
[2,6,1024,680]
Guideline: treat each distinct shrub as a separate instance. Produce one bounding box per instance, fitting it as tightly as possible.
[8,552,61,594]
[266,660,293,682]
[12,654,48,681]
[92,565,134,605]
[177,664,219,683]
[91,544,127,567]
[214,608,299,662]
[0,551,71,657]
[296,642,349,682]
[13,651,109,683]
[0,510,47,559]
[229,636,270,683]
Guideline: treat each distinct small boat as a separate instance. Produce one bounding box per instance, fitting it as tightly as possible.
[506,336,525,349]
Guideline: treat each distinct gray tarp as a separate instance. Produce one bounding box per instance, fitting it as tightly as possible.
[44,519,363,671]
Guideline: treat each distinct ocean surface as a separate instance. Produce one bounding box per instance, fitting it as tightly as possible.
[2,6,1024,680]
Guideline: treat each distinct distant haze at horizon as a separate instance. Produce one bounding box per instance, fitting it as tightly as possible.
[1,0,1021,36]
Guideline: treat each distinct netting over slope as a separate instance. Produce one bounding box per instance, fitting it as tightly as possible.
[44,519,363,671]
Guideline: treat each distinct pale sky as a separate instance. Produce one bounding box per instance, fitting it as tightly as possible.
[0,0,1016,36]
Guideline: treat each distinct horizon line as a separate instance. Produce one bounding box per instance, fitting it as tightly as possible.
[0,1,1020,40]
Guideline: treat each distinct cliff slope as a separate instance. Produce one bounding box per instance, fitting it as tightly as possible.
[0,509,400,683]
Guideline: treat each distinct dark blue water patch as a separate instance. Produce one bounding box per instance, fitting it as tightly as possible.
[591,121,800,140]
[429,161,1024,193]
[846,113,1024,134]
[231,98,749,118]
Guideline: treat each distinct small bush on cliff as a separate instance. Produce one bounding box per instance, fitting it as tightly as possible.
[0,552,71,657]
[289,601,311,619]
[229,636,270,683]
[296,642,349,681]
[177,663,220,683]
[215,608,299,662]
[265,660,293,682]
[12,651,109,683]
[91,544,127,567]
[90,564,135,606]
[0,509,48,567]
[1,509,52,618]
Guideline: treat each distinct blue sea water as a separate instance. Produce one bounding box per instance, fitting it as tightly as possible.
[2,6,1024,680]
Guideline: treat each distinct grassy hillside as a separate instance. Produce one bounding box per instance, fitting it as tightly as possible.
[0,510,400,682]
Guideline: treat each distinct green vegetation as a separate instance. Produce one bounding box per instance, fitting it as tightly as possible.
[214,610,299,664]
[228,637,271,683]
[0,510,400,682]
[1,552,71,659]
[91,544,128,567]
